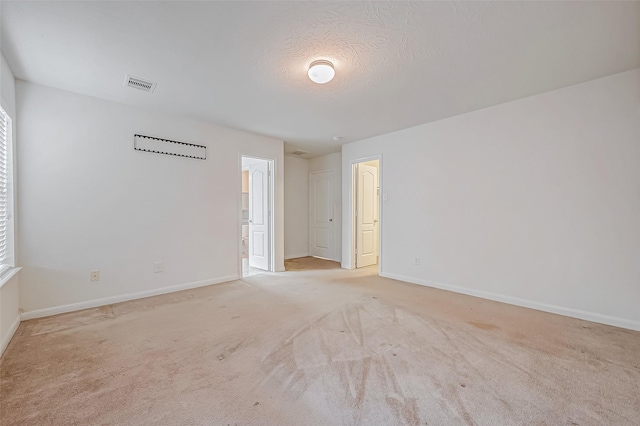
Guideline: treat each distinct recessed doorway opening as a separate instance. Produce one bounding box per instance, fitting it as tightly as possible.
[241,156,275,277]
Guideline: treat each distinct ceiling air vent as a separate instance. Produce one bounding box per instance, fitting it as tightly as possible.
[124,75,156,93]
[288,150,309,156]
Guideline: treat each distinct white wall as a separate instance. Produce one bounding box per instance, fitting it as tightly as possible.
[17,81,284,316]
[284,155,309,259]
[309,152,342,262]
[0,271,20,356]
[342,69,640,330]
[0,52,20,356]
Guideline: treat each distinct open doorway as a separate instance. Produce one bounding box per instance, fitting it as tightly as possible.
[351,159,380,269]
[241,156,274,277]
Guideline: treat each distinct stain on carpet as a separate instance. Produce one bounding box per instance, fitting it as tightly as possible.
[467,321,500,331]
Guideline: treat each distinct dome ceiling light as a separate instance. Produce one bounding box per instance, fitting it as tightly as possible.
[308,60,335,84]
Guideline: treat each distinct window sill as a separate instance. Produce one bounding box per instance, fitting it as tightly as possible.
[0,266,21,290]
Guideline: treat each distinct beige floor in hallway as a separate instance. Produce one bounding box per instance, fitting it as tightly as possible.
[1,257,639,425]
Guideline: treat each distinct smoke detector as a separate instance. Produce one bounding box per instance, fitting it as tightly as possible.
[124,75,156,93]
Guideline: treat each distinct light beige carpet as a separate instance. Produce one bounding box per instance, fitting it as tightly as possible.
[1,257,639,425]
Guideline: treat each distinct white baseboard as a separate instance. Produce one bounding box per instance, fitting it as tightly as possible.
[380,272,640,332]
[311,255,341,263]
[20,275,239,321]
[284,253,309,260]
[0,314,21,357]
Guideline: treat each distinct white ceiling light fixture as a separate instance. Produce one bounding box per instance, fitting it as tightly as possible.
[308,60,335,84]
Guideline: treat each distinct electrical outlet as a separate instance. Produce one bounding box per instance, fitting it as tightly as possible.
[153,262,164,273]
[90,270,100,282]
[414,257,420,266]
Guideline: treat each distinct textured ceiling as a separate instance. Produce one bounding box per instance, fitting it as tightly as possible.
[2,1,639,157]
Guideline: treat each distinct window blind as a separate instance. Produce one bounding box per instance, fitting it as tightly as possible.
[0,108,8,266]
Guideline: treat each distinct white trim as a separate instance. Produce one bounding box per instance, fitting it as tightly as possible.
[0,314,20,357]
[285,253,309,260]
[311,255,338,262]
[0,105,16,271]
[20,275,239,321]
[309,167,335,175]
[380,272,640,332]
[0,266,20,290]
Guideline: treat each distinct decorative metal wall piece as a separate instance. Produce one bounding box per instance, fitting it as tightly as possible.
[134,134,206,160]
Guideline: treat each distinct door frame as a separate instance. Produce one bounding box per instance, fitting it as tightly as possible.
[349,155,383,272]
[239,155,275,276]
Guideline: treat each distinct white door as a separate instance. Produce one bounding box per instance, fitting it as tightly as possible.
[309,170,334,260]
[249,161,269,270]
[356,163,378,268]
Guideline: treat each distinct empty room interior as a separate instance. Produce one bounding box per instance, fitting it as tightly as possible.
[1,1,639,424]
